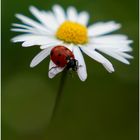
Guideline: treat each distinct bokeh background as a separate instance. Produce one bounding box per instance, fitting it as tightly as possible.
[2,0,139,140]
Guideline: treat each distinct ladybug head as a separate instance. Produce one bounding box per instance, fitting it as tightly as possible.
[66,56,78,71]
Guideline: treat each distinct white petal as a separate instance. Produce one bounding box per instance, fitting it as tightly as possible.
[91,34,128,40]
[82,47,114,73]
[90,36,133,44]
[29,6,47,26]
[41,11,59,31]
[11,28,38,34]
[73,47,87,81]
[40,41,63,49]
[63,43,73,51]
[117,52,133,59]
[15,14,51,34]
[67,6,78,22]
[21,39,59,47]
[87,42,133,64]
[88,21,121,37]
[96,48,130,64]
[48,60,64,78]
[77,11,89,26]
[11,34,45,42]
[115,45,133,52]
[11,34,58,47]
[12,23,50,35]
[29,6,58,32]
[12,23,35,30]
[88,43,133,52]
[53,5,66,24]
[30,47,53,67]
[89,35,133,54]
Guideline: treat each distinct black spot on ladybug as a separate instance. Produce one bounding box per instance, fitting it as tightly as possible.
[56,61,60,65]
[58,53,62,56]
[50,51,53,56]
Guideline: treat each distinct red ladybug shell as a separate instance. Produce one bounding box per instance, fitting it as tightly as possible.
[50,46,75,67]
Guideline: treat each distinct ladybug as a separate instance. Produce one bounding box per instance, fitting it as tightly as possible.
[50,46,78,71]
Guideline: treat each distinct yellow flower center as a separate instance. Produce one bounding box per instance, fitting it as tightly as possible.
[56,21,88,44]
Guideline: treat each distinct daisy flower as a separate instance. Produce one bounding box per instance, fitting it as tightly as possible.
[11,5,133,81]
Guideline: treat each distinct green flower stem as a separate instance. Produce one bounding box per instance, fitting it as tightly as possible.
[51,70,68,121]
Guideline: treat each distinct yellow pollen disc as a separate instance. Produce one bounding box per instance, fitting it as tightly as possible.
[56,21,88,44]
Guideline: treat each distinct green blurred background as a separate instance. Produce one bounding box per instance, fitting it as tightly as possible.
[2,0,139,140]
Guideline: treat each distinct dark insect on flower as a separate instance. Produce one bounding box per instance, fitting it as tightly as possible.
[50,46,79,71]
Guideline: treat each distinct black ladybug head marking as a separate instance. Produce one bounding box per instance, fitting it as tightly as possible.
[66,56,78,71]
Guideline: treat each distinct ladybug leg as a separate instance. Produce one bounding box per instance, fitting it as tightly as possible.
[49,66,58,72]
[76,60,82,70]
[78,65,83,68]
[68,71,74,77]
